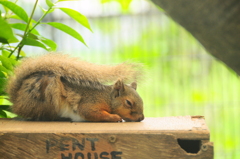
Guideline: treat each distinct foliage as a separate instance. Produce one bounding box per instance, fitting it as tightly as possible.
[0,0,91,117]
[101,0,133,12]
[73,12,240,158]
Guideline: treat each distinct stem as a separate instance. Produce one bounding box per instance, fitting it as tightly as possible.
[27,8,52,34]
[8,39,20,58]
[17,46,24,59]
[16,0,39,60]
[23,0,39,38]
[8,0,39,59]
[7,44,13,52]
[9,0,55,59]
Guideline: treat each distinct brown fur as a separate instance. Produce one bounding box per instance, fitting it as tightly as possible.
[7,53,144,122]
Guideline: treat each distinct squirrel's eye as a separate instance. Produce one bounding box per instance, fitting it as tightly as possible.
[126,100,132,107]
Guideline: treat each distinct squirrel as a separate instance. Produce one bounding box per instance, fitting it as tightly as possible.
[6,53,144,122]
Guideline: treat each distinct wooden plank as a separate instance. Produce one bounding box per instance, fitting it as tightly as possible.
[0,116,213,159]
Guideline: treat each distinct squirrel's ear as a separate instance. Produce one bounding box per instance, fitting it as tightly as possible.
[114,79,125,97]
[114,79,125,91]
[131,82,137,90]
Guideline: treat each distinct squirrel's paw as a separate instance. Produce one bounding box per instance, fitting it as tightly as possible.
[108,114,122,122]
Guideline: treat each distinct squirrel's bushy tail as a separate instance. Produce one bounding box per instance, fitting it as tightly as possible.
[7,53,144,102]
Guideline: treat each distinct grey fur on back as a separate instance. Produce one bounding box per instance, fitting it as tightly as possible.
[7,53,144,103]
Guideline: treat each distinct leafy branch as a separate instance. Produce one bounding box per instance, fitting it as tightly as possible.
[0,0,92,118]
[9,0,39,59]
[0,0,91,59]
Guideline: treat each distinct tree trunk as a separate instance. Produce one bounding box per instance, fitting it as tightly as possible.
[151,0,240,75]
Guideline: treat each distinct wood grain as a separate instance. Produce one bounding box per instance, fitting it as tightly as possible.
[0,116,213,159]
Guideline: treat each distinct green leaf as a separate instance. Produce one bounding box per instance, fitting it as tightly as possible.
[59,8,92,32]
[0,77,7,94]
[0,18,19,43]
[27,33,40,40]
[0,105,10,110]
[45,22,87,46]
[0,1,29,23]
[0,37,9,44]
[10,14,37,23]
[15,33,24,38]
[1,50,18,66]
[0,65,9,74]
[0,55,13,71]
[0,71,6,78]
[40,37,57,51]
[39,5,48,13]
[0,96,12,105]
[19,50,26,57]
[5,111,17,118]
[8,57,18,66]
[11,23,40,35]
[0,110,7,118]
[46,0,54,8]
[1,50,11,58]
[39,6,55,15]
[22,37,49,51]
[2,5,9,13]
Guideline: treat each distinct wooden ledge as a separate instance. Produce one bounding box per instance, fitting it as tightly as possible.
[0,116,209,139]
[0,116,213,159]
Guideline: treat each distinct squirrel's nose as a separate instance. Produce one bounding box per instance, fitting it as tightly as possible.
[138,114,144,122]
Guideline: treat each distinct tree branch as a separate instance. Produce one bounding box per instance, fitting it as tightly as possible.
[151,0,240,75]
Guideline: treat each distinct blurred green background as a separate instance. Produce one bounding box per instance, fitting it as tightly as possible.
[7,0,240,158]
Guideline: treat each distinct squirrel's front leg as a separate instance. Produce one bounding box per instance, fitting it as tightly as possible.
[79,104,122,122]
[96,110,122,122]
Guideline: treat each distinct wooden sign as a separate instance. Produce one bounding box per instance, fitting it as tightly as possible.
[0,116,213,159]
